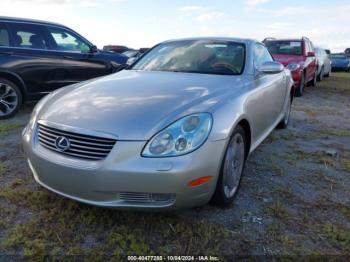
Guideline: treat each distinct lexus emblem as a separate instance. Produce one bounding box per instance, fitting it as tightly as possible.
[55,136,70,152]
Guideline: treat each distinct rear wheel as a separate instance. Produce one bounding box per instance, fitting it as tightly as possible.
[325,68,331,77]
[317,67,324,81]
[295,73,305,97]
[0,78,22,120]
[309,71,317,87]
[211,125,246,207]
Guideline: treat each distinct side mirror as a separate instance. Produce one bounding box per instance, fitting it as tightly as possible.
[258,61,284,74]
[307,51,315,57]
[90,45,98,53]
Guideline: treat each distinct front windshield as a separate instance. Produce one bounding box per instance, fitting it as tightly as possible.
[131,40,246,75]
[266,41,302,56]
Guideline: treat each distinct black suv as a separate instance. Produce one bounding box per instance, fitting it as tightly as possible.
[0,17,128,119]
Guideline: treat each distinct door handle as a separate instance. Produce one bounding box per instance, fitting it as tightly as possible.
[63,56,74,59]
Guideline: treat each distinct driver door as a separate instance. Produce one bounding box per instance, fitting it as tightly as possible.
[45,25,112,85]
[247,44,287,139]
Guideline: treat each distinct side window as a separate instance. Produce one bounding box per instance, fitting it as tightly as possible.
[305,41,313,54]
[309,41,315,52]
[303,41,310,54]
[0,24,10,47]
[254,44,273,69]
[47,26,90,53]
[9,23,48,50]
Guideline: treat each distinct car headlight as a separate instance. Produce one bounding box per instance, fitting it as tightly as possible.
[142,113,213,157]
[286,63,301,71]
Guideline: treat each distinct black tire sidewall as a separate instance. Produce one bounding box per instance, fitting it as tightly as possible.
[277,94,292,129]
[0,78,22,120]
[295,73,304,97]
[312,72,317,87]
[319,67,323,81]
[211,125,247,207]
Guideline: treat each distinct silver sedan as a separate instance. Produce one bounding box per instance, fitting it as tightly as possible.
[22,38,294,209]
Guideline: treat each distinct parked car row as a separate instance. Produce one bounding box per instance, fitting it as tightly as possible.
[22,37,294,209]
[1,16,344,210]
[0,16,345,121]
[263,37,334,97]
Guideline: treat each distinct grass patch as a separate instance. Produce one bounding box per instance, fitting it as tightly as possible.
[272,187,294,200]
[317,72,350,96]
[0,123,22,134]
[294,106,318,118]
[293,149,336,168]
[0,186,52,209]
[0,185,249,257]
[317,128,350,138]
[266,201,290,219]
[0,163,6,176]
[323,223,350,249]
[279,132,301,141]
[341,158,350,172]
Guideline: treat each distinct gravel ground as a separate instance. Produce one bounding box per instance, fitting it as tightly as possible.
[0,72,349,259]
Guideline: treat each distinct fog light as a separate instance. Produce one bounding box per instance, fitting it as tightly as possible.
[151,193,175,202]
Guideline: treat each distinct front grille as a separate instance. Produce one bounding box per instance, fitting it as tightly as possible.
[119,192,175,204]
[37,124,116,160]
[119,192,152,203]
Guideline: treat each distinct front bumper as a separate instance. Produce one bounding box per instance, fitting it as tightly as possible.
[22,125,227,210]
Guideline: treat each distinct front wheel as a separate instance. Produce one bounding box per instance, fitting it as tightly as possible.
[211,125,246,207]
[295,73,305,97]
[0,78,22,120]
[277,95,292,129]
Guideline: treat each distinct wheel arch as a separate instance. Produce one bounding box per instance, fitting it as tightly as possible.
[236,119,251,160]
[0,71,28,101]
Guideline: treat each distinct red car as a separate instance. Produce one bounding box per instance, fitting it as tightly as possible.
[264,37,318,96]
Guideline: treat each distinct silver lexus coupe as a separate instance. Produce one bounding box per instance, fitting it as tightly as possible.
[22,38,294,209]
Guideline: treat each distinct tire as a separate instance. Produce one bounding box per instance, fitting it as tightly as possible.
[277,94,292,129]
[325,69,331,78]
[309,71,317,87]
[0,78,22,120]
[211,125,247,207]
[295,73,305,97]
[317,67,324,81]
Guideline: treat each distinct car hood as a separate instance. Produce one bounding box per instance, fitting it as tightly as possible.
[272,54,305,66]
[38,70,244,140]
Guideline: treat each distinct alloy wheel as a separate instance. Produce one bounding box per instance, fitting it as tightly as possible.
[0,82,19,117]
[223,133,245,198]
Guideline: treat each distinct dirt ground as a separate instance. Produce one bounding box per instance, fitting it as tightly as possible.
[0,72,349,259]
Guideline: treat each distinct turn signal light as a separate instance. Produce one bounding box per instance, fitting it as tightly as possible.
[188,176,213,187]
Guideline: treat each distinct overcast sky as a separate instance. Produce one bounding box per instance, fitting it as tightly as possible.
[1,0,349,52]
